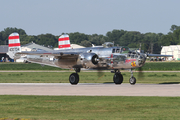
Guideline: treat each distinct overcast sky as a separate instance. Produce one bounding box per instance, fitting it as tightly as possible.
[0,0,180,36]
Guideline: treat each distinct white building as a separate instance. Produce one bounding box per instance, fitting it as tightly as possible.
[161,46,169,55]
[173,45,180,60]
[16,42,53,62]
[71,44,85,49]
[161,45,180,60]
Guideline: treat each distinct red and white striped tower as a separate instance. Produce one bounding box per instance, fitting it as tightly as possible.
[8,33,21,59]
[58,34,71,49]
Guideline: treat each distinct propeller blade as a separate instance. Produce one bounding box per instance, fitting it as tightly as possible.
[138,67,144,79]
[97,64,105,79]
[97,70,104,79]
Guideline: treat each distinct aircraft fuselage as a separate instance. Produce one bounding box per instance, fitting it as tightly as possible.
[26,46,146,70]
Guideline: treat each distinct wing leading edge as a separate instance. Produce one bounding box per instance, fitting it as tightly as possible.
[17,51,80,58]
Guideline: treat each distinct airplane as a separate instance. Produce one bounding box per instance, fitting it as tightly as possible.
[7,32,173,85]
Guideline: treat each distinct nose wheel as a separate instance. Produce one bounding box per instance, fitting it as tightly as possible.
[129,69,136,85]
[129,76,136,85]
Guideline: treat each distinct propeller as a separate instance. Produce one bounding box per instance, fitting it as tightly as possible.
[97,63,105,79]
[91,54,99,65]
[137,67,144,79]
[91,54,105,79]
[97,71,105,79]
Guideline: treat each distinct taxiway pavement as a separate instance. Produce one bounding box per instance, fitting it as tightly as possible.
[0,83,180,96]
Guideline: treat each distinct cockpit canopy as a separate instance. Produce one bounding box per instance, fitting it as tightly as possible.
[102,42,114,48]
[112,46,130,54]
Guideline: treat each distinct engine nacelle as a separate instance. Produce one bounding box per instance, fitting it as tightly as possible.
[77,53,99,68]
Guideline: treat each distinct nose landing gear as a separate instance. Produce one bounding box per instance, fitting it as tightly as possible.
[129,69,136,85]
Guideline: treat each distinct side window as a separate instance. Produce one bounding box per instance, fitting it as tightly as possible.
[131,55,134,58]
[116,49,120,53]
[112,49,115,53]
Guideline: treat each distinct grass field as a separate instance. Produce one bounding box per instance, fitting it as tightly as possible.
[0,63,63,70]
[0,72,180,84]
[0,95,180,120]
[141,61,180,71]
[1,62,180,71]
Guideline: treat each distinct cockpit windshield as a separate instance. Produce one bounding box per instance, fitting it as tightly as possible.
[121,47,130,53]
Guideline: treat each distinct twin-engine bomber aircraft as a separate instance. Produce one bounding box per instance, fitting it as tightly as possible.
[7,33,173,85]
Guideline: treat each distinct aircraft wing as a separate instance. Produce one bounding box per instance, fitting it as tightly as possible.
[17,51,80,58]
[147,54,173,57]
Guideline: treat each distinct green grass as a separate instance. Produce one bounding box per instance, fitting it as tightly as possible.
[1,62,180,71]
[0,95,180,120]
[0,72,180,84]
[0,63,63,70]
[137,61,180,71]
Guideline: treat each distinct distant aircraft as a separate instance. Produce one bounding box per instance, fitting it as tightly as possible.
[7,33,173,85]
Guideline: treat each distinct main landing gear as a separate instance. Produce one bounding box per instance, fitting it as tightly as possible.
[112,69,136,85]
[113,70,123,84]
[69,68,80,85]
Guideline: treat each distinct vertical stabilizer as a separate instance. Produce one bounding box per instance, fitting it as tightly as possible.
[7,33,21,59]
[58,34,71,49]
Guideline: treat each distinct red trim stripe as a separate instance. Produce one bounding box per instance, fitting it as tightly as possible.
[58,44,71,48]
[58,37,69,41]
[8,36,19,40]
[9,43,20,47]
[111,54,113,64]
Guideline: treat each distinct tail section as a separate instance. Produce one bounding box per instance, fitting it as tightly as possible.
[58,34,71,49]
[7,33,21,59]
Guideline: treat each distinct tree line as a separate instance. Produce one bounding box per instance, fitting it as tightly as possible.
[1,25,180,54]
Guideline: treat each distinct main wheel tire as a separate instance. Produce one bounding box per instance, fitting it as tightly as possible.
[129,76,136,85]
[69,73,79,85]
[113,73,123,84]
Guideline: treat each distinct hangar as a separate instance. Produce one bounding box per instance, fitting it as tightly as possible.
[161,45,180,60]
[21,42,53,52]
[0,42,53,62]
[0,45,10,62]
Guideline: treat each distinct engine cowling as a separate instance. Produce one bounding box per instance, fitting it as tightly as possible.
[78,53,99,68]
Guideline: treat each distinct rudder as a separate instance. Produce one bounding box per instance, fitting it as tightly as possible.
[58,34,71,49]
[7,33,21,59]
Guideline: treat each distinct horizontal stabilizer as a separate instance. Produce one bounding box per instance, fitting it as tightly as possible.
[147,54,173,57]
